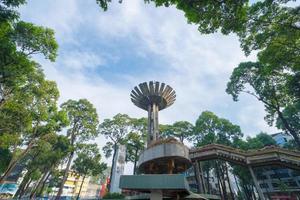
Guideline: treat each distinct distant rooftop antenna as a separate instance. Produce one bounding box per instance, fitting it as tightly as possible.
[130,81,176,145]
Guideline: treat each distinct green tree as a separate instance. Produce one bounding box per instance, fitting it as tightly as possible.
[0,0,59,185]
[192,111,243,199]
[30,134,71,198]
[125,132,146,174]
[0,68,67,183]
[72,144,107,200]
[160,121,194,143]
[226,61,300,148]
[99,113,131,191]
[125,117,147,174]
[11,133,70,199]
[192,111,243,147]
[96,0,248,35]
[0,1,58,107]
[55,99,99,200]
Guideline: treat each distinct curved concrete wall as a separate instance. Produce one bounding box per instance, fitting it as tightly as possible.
[138,142,190,167]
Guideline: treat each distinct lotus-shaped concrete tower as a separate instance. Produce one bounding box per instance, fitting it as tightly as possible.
[130,81,176,145]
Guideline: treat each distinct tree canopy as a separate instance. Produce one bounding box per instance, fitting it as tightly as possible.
[192,111,243,147]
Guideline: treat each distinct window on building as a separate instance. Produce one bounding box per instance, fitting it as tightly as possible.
[272,182,279,188]
[285,181,298,188]
[259,183,269,188]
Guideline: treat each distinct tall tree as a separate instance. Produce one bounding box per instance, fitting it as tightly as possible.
[226,62,300,148]
[192,111,243,199]
[0,0,59,185]
[55,99,99,200]
[99,113,131,191]
[125,117,147,174]
[28,134,71,199]
[0,1,58,107]
[0,68,67,183]
[125,132,146,174]
[72,143,107,200]
[160,121,194,143]
[192,111,243,147]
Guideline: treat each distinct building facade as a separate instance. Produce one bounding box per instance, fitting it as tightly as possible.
[255,132,300,199]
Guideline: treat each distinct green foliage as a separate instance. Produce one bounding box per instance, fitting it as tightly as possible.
[239,1,299,70]
[192,111,243,147]
[103,192,125,199]
[61,99,99,145]
[0,0,26,20]
[125,117,147,169]
[99,113,131,190]
[226,61,300,147]
[99,113,131,145]
[100,113,131,159]
[0,19,58,106]
[160,121,194,142]
[72,143,107,177]
[0,148,11,173]
[233,132,276,150]
[125,132,145,163]
[13,21,58,61]
[56,99,99,198]
[98,0,248,35]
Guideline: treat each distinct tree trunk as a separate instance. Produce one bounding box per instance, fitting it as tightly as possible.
[199,161,207,193]
[37,170,51,197]
[214,161,224,199]
[108,143,117,192]
[76,175,86,200]
[193,161,202,194]
[14,168,35,198]
[206,167,210,194]
[133,148,138,175]
[20,178,32,198]
[30,169,49,199]
[14,176,28,198]
[55,151,74,200]
[180,136,184,143]
[233,174,242,198]
[241,184,250,200]
[218,161,228,200]
[225,163,235,200]
[0,141,34,183]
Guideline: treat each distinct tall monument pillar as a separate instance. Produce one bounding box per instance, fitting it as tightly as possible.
[130,81,176,146]
[121,81,194,200]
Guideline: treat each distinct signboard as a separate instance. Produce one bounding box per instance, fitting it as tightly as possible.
[110,145,126,193]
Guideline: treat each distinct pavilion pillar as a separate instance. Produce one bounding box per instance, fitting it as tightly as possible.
[194,161,205,194]
[150,190,163,200]
[248,166,265,200]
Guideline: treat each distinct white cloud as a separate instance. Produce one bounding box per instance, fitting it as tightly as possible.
[60,51,105,70]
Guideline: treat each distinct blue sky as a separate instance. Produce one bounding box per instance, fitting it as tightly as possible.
[19,0,280,172]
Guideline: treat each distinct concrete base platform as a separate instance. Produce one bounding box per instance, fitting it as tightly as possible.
[120,174,209,200]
